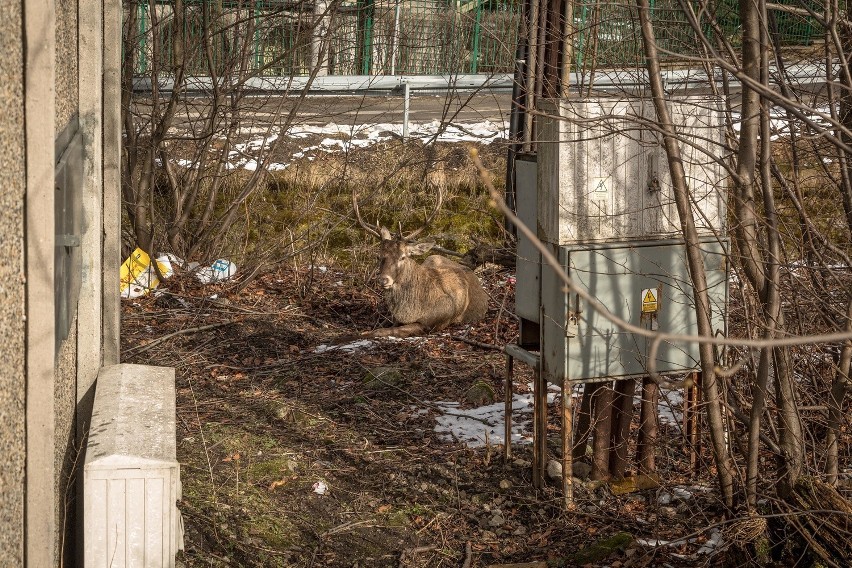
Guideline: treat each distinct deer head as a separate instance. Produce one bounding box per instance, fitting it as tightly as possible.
[376,227,435,289]
[352,178,444,284]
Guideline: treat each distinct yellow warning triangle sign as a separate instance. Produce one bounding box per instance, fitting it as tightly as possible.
[643,289,656,303]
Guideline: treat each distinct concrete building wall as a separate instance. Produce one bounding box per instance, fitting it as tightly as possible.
[18,0,119,564]
[56,0,79,135]
[0,0,121,562]
[55,1,82,563]
[0,0,27,564]
[56,322,79,565]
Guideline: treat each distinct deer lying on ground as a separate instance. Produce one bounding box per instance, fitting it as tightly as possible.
[353,187,489,338]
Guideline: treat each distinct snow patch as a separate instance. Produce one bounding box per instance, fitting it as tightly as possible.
[198,118,510,173]
[658,388,684,425]
[432,382,565,448]
[697,529,723,555]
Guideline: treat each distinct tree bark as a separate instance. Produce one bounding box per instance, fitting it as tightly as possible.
[636,377,658,475]
[609,379,636,478]
[590,382,613,480]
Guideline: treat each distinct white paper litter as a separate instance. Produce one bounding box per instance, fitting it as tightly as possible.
[314,339,376,354]
[194,258,237,284]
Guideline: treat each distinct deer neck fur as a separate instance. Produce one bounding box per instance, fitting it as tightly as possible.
[383,257,435,325]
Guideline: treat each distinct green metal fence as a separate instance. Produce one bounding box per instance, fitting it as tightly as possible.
[130,0,823,78]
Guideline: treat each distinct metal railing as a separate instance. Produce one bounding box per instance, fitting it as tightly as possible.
[129,0,823,79]
[131,0,522,77]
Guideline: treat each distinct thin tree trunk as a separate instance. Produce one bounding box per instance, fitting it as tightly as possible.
[745,19,784,506]
[827,300,852,484]
[609,379,636,478]
[636,377,658,475]
[573,382,599,461]
[590,382,613,480]
[636,0,736,508]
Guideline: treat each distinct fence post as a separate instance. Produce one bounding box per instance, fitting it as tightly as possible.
[390,0,401,75]
[253,1,262,72]
[402,81,410,139]
[313,0,330,76]
[359,0,375,74]
[470,0,482,73]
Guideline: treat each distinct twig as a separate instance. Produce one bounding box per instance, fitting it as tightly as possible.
[362,370,496,425]
[416,513,447,535]
[431,244,465,258]
[451,334,502,351]
[322,518,377,537]
[398,545,437,567]
[185,371,219,541]
[494,282,511,341]
[124,320,233,356]
[462,541,473,568]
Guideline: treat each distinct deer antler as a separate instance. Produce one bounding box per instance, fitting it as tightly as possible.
[352,187,381,238]
[404,173,444,240]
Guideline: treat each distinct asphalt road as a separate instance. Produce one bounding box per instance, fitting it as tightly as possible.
[292,91,513,125]
[135,91,514,130]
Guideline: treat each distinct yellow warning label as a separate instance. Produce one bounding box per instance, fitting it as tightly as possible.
[641,288,659,313]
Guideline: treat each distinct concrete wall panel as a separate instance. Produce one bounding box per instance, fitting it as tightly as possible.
[56,321,78,564]
[56,0,79,134]
[0,0,27,564]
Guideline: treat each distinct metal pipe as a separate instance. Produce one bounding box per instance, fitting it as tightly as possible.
[402,81,410,139]
[533,364,547,488]
[504,343,539,367]
[505,353,514,462]
[504,24,528,223]
[562,381,574,507]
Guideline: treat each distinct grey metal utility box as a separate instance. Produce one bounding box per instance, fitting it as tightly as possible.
[514,155,540,323]
[539,238,728,385]
[537,97,727,244]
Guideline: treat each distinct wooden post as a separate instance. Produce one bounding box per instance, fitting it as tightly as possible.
[532,365,548,488]
[684,371,702,472]
[590,381,614,480]
[562,381,574,507]
[609,379,636,478]
[636,376,659,474]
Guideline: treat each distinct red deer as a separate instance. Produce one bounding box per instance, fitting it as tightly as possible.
[353,186,489,338]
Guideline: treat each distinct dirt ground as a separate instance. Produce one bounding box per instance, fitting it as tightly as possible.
[119,258,737,568]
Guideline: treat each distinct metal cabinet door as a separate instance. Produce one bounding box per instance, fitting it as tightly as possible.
[541,239,727,385]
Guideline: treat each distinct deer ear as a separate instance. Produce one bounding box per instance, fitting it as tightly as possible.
[408,242,435,255]
[380,227,392,240]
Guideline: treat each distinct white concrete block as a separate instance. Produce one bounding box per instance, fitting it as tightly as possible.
[84,364,182,568]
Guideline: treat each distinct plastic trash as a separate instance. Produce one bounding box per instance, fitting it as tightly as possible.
[120,248,177,299]
[312,481,328,495]
[194,258,237,284]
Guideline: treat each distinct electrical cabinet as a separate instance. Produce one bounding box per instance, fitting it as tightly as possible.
[536,97,726,245]
[514,155,540,323]
[539,238,728,385]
